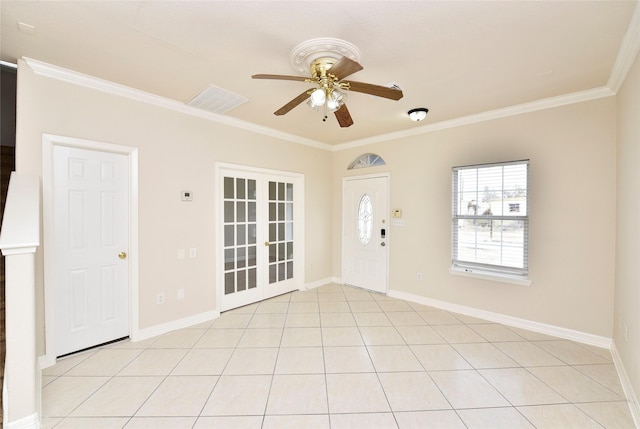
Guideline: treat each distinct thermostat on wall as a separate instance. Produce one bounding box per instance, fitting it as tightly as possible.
[181,191,193,201]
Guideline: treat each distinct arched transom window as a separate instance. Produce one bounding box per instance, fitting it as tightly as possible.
[348,153,386,170]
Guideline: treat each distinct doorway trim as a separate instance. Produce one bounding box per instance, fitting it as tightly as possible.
[215,162,305,311]
[341,172,390,293]
[41,134,139,368]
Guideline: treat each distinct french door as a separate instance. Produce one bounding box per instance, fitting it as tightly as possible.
[218,165,303,311]
[342,175,389,294]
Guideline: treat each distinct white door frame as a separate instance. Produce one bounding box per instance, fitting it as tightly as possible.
[41,134,139,368]
[342,173,390,292]
[215,162,305,311]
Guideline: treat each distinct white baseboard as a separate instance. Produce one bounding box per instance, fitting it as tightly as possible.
[387,289,612,349]
[38,310,221,369]
[303,277,339,290]
[38,354,55,370]
[132,310,220,342]
[611,342,640,428]
[5,413,40,429]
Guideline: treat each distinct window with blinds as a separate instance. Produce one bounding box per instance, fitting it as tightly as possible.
[451,160,529,278]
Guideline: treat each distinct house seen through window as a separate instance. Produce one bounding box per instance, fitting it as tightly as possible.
[451,160,529,279]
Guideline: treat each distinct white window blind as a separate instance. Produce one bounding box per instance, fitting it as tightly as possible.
[451,160,529,278]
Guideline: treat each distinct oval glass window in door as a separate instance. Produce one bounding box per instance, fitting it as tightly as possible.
[358,194,373,245]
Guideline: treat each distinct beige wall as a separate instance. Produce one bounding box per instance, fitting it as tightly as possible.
[615,49,640,411]
[15,56,623,352]
[332,97,617,337]
[15,60,332,340]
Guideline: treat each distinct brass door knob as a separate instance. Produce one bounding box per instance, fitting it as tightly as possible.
[118,251,127,259]
[264,242,270,247]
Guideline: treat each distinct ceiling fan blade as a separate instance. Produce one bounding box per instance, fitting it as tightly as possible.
[334,103,354,128]
[252,74,308,82]
[329,57,363,81]
[345,81,404,100]
[274,90,310,116]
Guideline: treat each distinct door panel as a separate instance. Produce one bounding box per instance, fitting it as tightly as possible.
[220,168,302,311]
[343,176,389,293]
[222,175,261,308]
[54,145,129,356]
[268,180,294,285]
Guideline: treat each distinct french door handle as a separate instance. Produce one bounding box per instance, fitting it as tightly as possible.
[264,242,270,247]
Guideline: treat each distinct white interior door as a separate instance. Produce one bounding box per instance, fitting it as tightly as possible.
[219,166,303,311]
[343,175,389,293]
[53,145,129,356]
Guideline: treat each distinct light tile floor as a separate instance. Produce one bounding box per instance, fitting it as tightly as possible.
[42,284,636,428]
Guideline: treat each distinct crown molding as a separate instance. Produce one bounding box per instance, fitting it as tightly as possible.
[22,57,331,151]
[331,86,616,152]
[23,54,622,153]
[607,2,640,93]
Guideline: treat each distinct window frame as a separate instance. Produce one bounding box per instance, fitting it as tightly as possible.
[450,159,531,286]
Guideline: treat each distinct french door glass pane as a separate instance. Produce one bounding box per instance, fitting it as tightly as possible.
[224,177,234,199]
[248,202,256,221]
[224,225,234,247]
[224,249,234,270]
[248,267,256,289]
[237,225,245,245]
[248,223,256,244]
[268,180,294,283]
[237,247,246,268]
[237,202,245,222]
[224,201,234,222]
[237,270,246,291]
[225,272,234,295]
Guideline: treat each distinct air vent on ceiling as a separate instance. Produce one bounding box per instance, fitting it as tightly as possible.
[186,84,249,115]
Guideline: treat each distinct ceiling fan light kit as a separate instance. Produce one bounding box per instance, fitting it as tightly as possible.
[309,88,326,108]
[252,37,403,128]
[408,108,429,122]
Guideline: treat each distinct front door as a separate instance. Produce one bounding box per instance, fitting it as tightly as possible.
[53,145,130,356]
[219,165,303,311]
[342,175,389,293]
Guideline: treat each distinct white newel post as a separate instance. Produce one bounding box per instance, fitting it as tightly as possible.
[0,173,41,429]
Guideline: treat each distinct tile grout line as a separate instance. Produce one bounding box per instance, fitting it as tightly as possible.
[40,283,634,429]
[190,315,240,426]
[260,294,291,428]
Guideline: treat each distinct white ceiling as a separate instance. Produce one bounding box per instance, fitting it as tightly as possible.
[1,1,637,146]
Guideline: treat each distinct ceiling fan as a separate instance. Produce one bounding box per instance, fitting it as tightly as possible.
[252,55,403,128]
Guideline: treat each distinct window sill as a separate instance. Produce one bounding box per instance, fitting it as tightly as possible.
[449,267,532,287]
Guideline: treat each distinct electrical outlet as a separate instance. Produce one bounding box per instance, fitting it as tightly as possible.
[417,272,423,281]
[177,289,185,300]
[157,293,165,304]
[189,248,197,258]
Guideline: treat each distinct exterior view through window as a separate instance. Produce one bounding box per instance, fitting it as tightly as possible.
[451,160,529,277]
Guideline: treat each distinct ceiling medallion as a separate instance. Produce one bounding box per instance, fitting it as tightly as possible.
[289,37,361,75]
